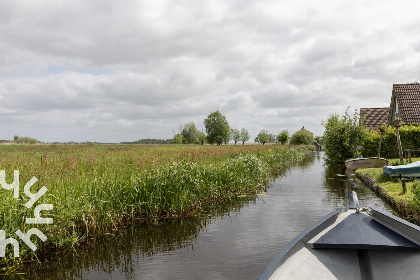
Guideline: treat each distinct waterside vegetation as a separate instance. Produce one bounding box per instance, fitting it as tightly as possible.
[322,109,420,164]
[0,144,310,273]
[355,159,420,222]
[322,110,420,223]
[322,110,366,164]
[362,124,420,159]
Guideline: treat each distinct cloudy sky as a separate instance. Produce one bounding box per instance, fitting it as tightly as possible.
[1,0,419,143]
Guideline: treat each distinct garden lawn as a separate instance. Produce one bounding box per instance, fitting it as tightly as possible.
[356,157,420,207]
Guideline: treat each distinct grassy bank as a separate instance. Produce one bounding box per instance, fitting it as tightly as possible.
[355,157,420,221]
[0,144,309,273]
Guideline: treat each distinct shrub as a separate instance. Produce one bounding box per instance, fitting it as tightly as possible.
[13,136,38,144]
[290,129,314,145]
[411,181,420,213]
[361,124,420,158]
[322,109,367,164]
[361,129,380,157]
[277,130,289,144]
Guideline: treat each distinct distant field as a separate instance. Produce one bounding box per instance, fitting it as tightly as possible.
[0,144,309,272]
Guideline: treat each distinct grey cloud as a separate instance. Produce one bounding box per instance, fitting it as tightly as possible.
[2,0,420,142]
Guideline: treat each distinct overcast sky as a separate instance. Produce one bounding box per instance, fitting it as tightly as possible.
[1,0,419,143]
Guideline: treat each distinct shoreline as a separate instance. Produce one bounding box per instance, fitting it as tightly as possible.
[355,171,418,223]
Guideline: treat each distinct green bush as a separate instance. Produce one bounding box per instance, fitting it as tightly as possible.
[290,129,314,145]
[277,130,289,144]
[13,136,38,144]
[322,110,366,164]
[362,124,420,158]
[400,125,420,156]
[411,181,420,213]
[361,129,380,157]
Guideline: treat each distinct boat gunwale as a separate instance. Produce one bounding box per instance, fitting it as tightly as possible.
[370,208,420,246]
[258,208,343,280]
[259,207,420,279]
[345,157,387,163]
[345,157,388,170]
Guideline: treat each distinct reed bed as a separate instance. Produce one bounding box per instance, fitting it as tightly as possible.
[0,144,308,273]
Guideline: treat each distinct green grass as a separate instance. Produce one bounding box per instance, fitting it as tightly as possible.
[356,157,420,211]
[0,144,309,273]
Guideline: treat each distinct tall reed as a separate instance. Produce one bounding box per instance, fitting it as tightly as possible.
[0,144,308,272]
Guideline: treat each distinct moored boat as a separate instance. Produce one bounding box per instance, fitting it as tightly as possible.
[383,161,420,178]
[345,157,388,170]
[259,191,420,280]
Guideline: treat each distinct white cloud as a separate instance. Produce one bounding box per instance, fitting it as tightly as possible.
[1,0,420,142]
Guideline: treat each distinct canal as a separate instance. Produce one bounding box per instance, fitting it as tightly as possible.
[23,151,390,279]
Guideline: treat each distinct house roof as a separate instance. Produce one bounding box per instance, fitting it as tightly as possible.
[393,83,420,125]
[360,107,390,130]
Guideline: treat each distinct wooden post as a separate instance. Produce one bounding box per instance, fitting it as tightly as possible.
[394,119,404,164]
[378,126,384,158]
[402,178,407,194]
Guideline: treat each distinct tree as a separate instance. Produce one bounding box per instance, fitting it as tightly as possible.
[315,136,323,145]
[256,130,270,145]
[231,128,240,145]
[13,136,38,144]
[277,130,289,144]
[173,133,183,144]
[269,133,276,143]
[322,109,367,164]
[240,128,250,145]
[290,128,314,145]
[197,130,206,145]
[181,122,199,144]
[204,111,230,145]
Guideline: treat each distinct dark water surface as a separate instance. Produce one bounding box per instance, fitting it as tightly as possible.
[23,152,390,279]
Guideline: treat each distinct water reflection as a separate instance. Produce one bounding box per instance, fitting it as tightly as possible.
[21,197,259,280]
[292,151,316,169]
[322,162,357,204]
[20,152,390,280]
[322,159,392,210]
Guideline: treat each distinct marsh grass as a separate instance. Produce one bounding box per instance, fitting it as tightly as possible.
[0,144,308,272]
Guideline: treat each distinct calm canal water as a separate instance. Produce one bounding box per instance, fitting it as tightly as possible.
[23,152,390,279]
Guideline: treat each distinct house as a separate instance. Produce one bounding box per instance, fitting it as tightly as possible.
[388,83,420,125]
[360,107,390,130]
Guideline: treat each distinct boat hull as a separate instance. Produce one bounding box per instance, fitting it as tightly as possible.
[259,197,420,280]
[345,157,388,170]
[383,161,420,178]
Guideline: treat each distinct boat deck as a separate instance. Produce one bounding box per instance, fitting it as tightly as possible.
[262,208,420,280]
[270,246,420,279]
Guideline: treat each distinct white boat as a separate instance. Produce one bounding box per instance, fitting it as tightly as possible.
[259,191,420,280]
[345,157,388,170]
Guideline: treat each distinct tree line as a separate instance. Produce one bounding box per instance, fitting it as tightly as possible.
[6,112,316,146]
[123,139,174,144]
[322,109,420,163]
[174,110,315,146]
